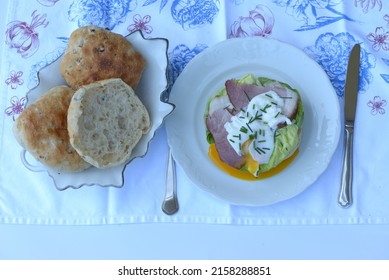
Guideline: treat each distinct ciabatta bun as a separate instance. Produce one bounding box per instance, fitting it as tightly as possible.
[13,86,91,172]
[67,78,151,169]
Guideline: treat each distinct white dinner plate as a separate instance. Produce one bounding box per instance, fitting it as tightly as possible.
[22,30,174,190]
[165,36,340,206]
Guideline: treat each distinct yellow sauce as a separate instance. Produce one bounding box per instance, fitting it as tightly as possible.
[208,143,298,180]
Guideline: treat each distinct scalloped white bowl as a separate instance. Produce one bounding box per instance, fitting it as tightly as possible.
[21,31,174,190]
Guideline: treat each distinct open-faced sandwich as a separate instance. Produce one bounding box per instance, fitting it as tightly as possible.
[205,74,304,179]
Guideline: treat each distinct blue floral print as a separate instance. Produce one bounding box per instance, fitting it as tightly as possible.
[381,58,389,84]
[171,0,220,30]
[229,0,245,4]
[304,32,375,97]
[143,0,169,12]
[168,43,207,91]
[273,0,354,31]
[36,0,60,7]
[68,0,136,30]
[142,0,219,29]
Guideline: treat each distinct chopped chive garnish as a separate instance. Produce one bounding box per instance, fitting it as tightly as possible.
[275,112,280,118]
[257,139,266,143]
[263,147,270,150]
[265,93,273,98]
[229,139,235,143]
[240,126,248,133]
[271,101,278,106]
[255,147,266,154]
[248,111,263,124]
[246,123,253,133]
[281,96,293,99]
[260,103,271,113]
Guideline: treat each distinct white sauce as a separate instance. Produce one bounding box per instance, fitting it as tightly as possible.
[224,91,291,164]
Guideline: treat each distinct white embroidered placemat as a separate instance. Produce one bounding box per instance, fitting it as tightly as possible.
[1,0,388,225]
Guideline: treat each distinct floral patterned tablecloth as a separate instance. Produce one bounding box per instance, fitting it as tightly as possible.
[1,0,389,225]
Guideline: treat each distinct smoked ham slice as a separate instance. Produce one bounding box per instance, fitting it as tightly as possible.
[225,79,299,120]
[205,107,244,168]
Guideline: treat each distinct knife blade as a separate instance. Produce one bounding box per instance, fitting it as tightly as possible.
[338,43,360,208]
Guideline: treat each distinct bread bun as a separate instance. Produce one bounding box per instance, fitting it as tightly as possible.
[13,86,91,172]
[60,25,146,90]
[67,78,151,169]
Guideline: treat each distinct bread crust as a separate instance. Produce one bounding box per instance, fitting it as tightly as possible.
[13,86,91,172]
[67,78,151,169]
[60,25,146,90]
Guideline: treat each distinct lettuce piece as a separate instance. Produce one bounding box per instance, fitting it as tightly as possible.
[258,124,300,173]
[239,73,257,85]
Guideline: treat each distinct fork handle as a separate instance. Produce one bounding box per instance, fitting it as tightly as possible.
[162,149,179,215]
[338,123,354,208]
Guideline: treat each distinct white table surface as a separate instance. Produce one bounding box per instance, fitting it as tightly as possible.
[1,223,388,259]
[1,1,389,260]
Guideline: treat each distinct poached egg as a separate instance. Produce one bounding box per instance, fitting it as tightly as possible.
[224,91,291,176]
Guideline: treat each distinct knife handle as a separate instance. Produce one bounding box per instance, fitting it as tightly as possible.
[338,123,354,208]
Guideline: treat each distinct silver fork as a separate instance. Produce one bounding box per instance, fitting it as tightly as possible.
[162,148,179,215]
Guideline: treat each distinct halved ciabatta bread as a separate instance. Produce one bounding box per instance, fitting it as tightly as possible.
[60,25,146,91]
[13,86,91,172]
[67,78,151,169]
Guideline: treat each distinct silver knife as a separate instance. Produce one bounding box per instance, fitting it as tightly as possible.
[338,44,360,208]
